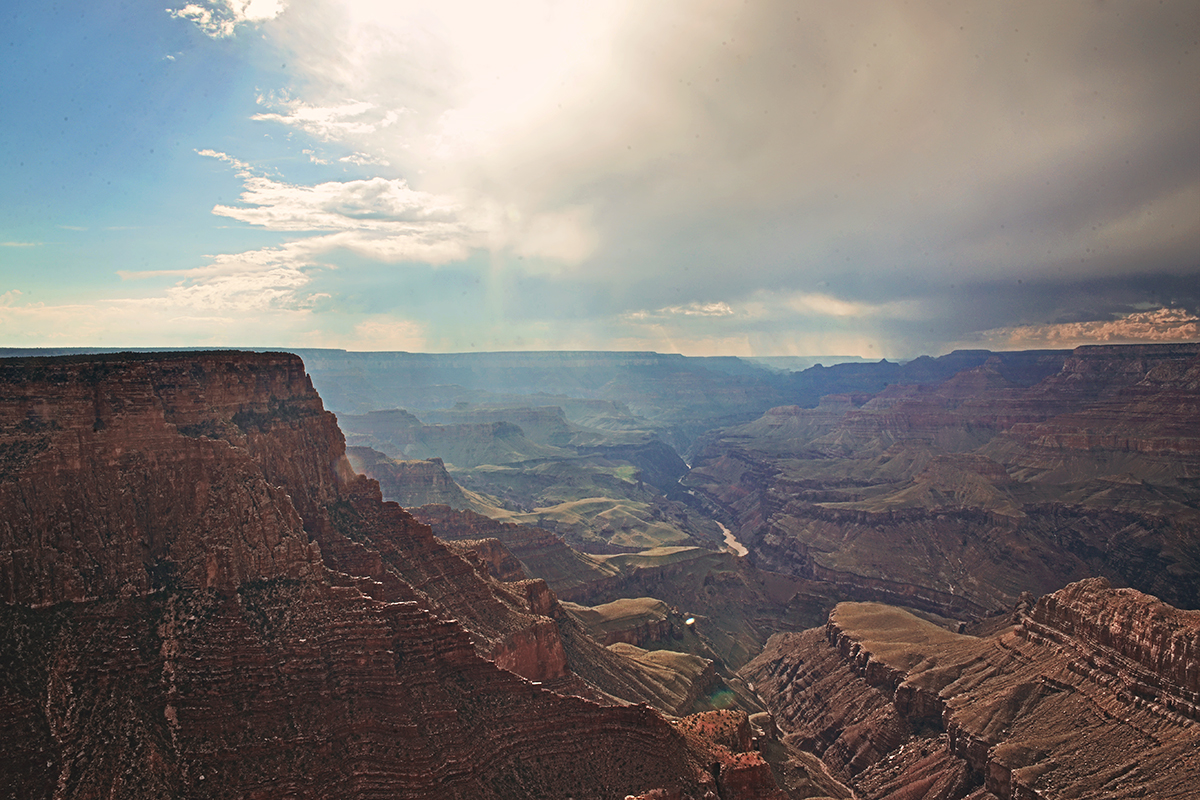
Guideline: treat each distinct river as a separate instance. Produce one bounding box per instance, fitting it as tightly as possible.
[716,521,748,557]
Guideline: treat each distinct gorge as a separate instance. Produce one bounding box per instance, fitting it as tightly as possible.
[2,343,1199,799]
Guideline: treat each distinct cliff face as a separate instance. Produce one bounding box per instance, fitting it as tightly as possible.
[742,580,1200,799]
[0,352,330,605]
[344,448,475,510]
[412,503,620,602]
[0,352,780,800]
[687,343,1200,617]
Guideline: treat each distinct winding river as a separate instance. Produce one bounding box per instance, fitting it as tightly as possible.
[717,521,748,557]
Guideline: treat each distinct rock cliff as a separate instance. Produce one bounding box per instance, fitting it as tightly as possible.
[344,448,485,511]
[742,579,1200,799]
[412,503,621,602]
[0,352,783,800]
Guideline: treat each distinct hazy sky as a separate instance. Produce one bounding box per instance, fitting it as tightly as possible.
[2,0,1197,357]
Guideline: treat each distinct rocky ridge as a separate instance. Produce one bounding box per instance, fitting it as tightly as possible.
[742,579,1200,799]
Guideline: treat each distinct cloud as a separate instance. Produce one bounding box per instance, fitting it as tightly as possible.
[971,307,1200,350]
[2,241,41,247]
[168,0,286,38]
[198,152,599,267]
[259,2,1196,278]
[213,174,457,230]
[252,98,401,142]
[114,238,332,328]
[165,266,317,312]
[0,294,321,347]
[152,0,1199,355]
[627,301,735,321]
[118,239,327,280]
[205,171,484,264]
[339,152,391,167]
[197,149,253,174]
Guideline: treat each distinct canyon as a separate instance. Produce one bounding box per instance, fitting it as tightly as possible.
[0,352,788,799]
[686,344,1200,619]
[3,343,1200,798]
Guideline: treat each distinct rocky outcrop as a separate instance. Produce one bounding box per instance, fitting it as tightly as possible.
[337,406,564,468]
[563,597,681,647]
[1020,576,1200,720]
[441,537,529,582]
[413,504,621,602]
[345,448,476,510]
[676,711,788,800]
[742,581,1200,799]
[0,352,784,800]
[0,351,330,606]
[419,405,577,447]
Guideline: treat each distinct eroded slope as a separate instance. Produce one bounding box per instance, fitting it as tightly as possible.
[742,579,1200,799]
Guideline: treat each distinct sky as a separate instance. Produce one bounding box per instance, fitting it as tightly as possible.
[1,0,1197,358]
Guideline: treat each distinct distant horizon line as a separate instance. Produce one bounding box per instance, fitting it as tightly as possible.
[4,343,1195,361]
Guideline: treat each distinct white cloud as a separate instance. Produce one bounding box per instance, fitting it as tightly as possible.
[168,4,233,38]
[167,0,286,38]
[1,241,41,247]
[339,152,391,167]
[213,174,458,230]
[501,206,599,265]
[197,149,253,174]
[252,98,401,142]
[782,293,867,319]
[197,152,599,267]
[118,239,326,280]
[628,301,735,321]
[0,295,316,347]
[338,315,427,351]
[302,149,330,165]
[165,266,314,312]
[205,172,484,264]
[971,308,1200,350]
[312,230,473,265]
[145,1,1198,354]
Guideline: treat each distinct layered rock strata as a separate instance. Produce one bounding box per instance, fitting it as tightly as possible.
[742,579,1200,799]
[344,448,478,510]
[413,503,620,602]
[0,352,782,800]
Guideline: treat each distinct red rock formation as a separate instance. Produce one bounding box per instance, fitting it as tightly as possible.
[345,448,474,509]
[441,537,529,582]
[1021,576,1200,719]
[0,352,784,800]
[742,580,1200,799]
[413,503,622,602]
[676,711,788,800]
